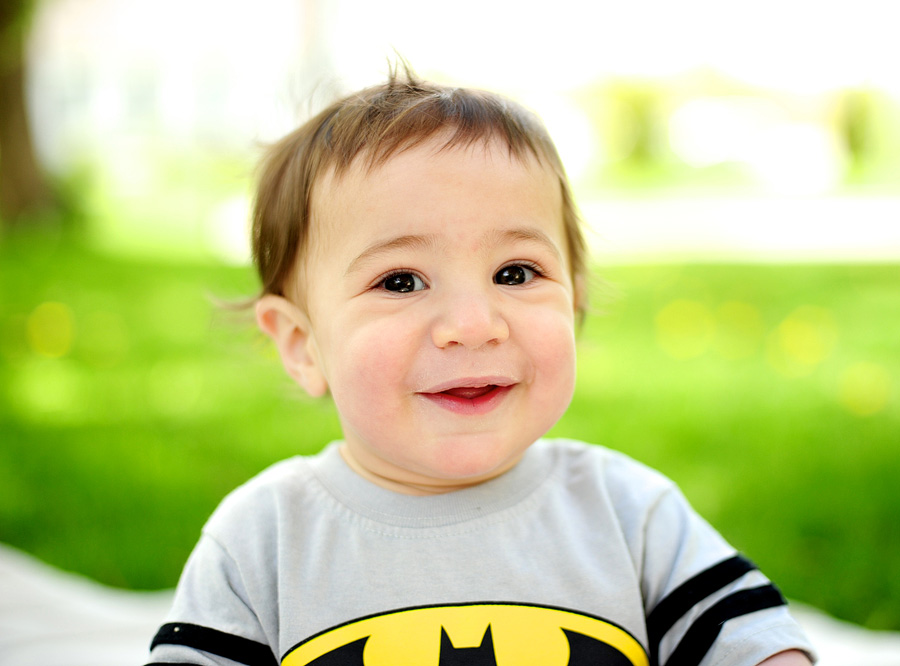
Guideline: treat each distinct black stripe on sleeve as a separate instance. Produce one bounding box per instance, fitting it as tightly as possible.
[664,584,787,666]
[151,622,278,666]
[646,554,756,666]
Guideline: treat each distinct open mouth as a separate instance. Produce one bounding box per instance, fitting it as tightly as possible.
[419,382,514,415]
[440,385,499,400]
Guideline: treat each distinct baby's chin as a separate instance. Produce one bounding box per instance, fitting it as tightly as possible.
[341,436,530,495]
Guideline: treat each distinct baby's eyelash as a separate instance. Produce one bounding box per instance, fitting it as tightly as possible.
[509,260,544,274]
[499,260,546,277]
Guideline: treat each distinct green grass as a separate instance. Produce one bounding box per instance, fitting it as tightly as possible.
[1,233,898,631]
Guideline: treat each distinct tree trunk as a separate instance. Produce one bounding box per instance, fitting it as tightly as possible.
[0,8,55,227]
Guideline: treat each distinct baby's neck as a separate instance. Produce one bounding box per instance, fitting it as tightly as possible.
[338,445,495,496]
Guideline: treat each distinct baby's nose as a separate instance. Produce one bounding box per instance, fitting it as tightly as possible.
[430,291,510,350]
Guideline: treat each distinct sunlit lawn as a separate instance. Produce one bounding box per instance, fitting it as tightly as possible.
[1,231,898,631]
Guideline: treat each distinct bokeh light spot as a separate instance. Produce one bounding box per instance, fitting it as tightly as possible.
[655,299,715,359]
[839,362,893,417]
[714,300,764,360]
[10,359,85,421]
[26,302,75,358]
[766,305,838,377]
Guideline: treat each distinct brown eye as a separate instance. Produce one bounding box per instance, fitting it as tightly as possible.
[494,265,535,286]
[382,273,425,293]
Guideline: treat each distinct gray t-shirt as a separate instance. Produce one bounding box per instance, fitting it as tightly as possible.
[147,439,815,666]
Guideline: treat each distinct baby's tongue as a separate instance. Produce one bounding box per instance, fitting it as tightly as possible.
[443,386,494,399]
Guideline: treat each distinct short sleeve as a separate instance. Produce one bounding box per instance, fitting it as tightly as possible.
[638,484,816,666]
[145,534,278,666]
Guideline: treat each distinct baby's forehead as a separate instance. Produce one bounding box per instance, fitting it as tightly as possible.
[305,136,563,266]
[314,134,551,201]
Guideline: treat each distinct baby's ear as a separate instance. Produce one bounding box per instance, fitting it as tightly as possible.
[255,295,328,397]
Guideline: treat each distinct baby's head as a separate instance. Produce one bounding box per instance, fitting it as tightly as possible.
[253,67,589,494]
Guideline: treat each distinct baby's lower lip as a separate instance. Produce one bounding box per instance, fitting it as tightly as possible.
[418,384,513,415]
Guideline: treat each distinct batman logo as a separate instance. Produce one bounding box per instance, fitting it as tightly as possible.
[283,602,648,666]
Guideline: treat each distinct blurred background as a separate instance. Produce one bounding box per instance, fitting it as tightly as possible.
[1,0,898,636]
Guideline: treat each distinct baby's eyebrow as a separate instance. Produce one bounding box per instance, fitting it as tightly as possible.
[489,227,564,263]
[345,227,562,276]
[345,234,437,276]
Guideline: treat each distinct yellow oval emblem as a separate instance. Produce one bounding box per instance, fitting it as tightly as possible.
[283,602,648,666]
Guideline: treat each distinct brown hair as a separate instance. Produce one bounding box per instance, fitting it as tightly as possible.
[251,65,588,317]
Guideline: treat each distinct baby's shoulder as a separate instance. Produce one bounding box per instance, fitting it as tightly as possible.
[546,438,674,487]
[201,454,321,539]
[542,438,680,513]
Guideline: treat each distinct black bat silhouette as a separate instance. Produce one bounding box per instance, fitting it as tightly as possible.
[305,625,633,665]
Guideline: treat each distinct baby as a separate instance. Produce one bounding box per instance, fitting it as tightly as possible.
[146,68,816,666]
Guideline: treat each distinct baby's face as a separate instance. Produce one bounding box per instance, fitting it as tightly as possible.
[301,136,577,493]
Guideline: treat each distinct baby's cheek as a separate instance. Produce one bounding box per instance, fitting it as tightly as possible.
[528,307,575,350]
[530,315,577,392]
[332,329,410,404]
